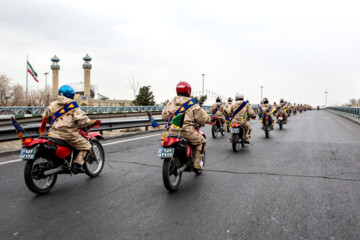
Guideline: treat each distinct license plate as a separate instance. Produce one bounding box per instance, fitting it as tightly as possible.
[158,148,175,158]
[231,128,240,133]
[20,148,35,159]
[278,117,283,121]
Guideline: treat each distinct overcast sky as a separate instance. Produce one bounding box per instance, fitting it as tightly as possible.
[1,0,359,106]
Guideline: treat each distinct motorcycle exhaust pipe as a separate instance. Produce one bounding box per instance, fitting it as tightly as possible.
[44,167,63,176]
[177,164,187,174]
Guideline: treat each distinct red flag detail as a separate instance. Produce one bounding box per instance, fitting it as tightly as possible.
[39,116,47,137]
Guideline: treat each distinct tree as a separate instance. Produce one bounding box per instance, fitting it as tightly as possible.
[10,83,25,106]
[0,74,13,106]
[134,86,155,106]
[127,78,139,99]
[349,98,357,106]
[192,95,207,107]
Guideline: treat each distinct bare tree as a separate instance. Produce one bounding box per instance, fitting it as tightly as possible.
[127,78,139,99]
[10,83,25,106]
[349,98,357,106]
[357,98,360,106]
[0,74,15,106]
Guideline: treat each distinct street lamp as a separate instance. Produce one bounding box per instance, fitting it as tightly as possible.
[202,74,205,96]
[44,72,49,105]
[325,91,328,107]
[260,86,263,103]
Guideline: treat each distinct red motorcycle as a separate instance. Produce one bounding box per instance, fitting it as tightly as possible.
[21,120,105,194]
[158,124,205,192]
[210,116,225,138]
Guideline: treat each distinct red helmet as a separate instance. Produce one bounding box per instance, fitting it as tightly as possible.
[176,81,192,97]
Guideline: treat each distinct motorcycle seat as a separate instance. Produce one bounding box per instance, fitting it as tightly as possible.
[41,137,73,148]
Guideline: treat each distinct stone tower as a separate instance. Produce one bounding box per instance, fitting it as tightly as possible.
[51,55,60,97]
[83,54,92,97]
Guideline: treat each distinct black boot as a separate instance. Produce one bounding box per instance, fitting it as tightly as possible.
[72,163,85,174]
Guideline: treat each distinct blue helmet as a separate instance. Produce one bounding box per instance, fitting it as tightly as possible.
[58,85,75,99]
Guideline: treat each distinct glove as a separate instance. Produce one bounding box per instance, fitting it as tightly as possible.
[91,120,97,127]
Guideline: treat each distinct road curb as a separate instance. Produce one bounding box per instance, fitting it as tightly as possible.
[327,109,360,125]
[0,129,163,158]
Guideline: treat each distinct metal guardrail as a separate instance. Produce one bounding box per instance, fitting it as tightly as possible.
[0,104,259,116]
[0,118,166,143]
[327,107,360,117]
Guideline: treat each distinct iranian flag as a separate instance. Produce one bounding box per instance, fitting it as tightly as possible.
[27,61,39,82]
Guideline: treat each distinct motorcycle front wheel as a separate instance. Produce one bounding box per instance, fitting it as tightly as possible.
[265,126,269,138]
[84,140,105,177]
[162,157,182,192]
[24,157,58,194]
[211,125,218,138]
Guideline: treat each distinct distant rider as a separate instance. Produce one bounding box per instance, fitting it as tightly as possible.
[260,98,274,130]
[210,97,226,131]
[276,99,288,124]
[229,93,256,143]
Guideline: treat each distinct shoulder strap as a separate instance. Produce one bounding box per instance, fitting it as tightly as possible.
[50,101,80,125]
[231,101,247,120]
[212,103,222,115]
[165,98,197,129]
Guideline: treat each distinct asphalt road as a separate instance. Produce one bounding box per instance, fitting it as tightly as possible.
[0,110,359,240]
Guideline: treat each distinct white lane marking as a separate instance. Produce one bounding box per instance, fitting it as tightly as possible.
[0,133,161,166]
[102,134,160,146]
[0,159,22,165]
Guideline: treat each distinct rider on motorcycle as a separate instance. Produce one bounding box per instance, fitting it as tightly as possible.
[276,99,288,124]
[229,93,256,143]
[226,97,233,112]
[210,97,226,131]
[162,82,212,171]
[260,98,274,130]
[42,85,96,173]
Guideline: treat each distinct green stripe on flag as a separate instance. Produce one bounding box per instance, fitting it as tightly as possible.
[27,61,37,77]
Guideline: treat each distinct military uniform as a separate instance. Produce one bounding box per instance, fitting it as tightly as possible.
[260,103,275,129]
[42,96,93,165]
[276,102,288,123]
[162,96,211,170]
[229,100,255,141]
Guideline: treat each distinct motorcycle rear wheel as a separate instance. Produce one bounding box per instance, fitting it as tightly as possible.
[84,140,105,177]
[265,126,269,138]
[162,157,182,192]
[24,157,58,194]
[232,134,240,152]
[279,122,283,130]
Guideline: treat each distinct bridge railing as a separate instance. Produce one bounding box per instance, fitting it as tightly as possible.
[327,107,360,117]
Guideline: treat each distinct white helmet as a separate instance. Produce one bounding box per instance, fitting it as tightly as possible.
[235,93,244,100]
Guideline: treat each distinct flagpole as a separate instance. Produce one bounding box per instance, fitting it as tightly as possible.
[26,55,28,102]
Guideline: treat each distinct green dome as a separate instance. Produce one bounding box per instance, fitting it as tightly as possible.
[83,54,92,61]
[51,55,60,62]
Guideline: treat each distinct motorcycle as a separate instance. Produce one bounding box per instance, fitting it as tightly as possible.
[277,114,284,130]
[158,124,206,192]
[210,117,224,138]
[21,120,105,194]
[230,122,248,152]
[262,115,272,138]
[293,109,297,115]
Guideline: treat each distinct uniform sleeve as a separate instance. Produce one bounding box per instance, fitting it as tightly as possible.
[162,104,171,121]
[42,107,53,124]
[209,104,214,114]
[194,107,212,124]
[247,104,256,117]
[73,109,92,127]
